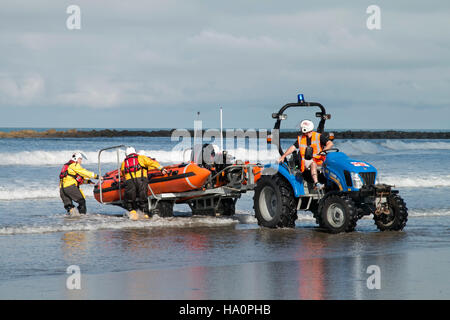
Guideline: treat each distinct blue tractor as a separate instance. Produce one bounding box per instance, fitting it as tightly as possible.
[253,95,408,233]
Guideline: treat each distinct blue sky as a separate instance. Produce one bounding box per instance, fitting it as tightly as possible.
[0,1,449,129]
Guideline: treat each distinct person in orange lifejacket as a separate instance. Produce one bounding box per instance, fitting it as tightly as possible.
[59,152,102,214]
[278,120,334,189]
[120,147,168,220]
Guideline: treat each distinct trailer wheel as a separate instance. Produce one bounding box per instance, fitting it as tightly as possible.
[318,194,358,233]
[253,175,297,228]
[217,198,236,216]
[374,194,408,231]
[152,201,174,217]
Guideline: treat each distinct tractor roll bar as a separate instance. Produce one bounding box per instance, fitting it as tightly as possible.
[272,102,328,156]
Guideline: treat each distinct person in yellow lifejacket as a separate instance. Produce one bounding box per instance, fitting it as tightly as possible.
[278,120,334,189]
[59,152,102,214]
[121,147,168,220]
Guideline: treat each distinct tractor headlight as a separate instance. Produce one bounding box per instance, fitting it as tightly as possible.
[351,172,364,189]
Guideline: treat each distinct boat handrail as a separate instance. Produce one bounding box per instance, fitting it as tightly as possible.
[97,145,127,204]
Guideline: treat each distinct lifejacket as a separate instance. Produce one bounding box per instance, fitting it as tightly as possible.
[60,160,84,186]
[297,132,326,172]
[123,153,143,176]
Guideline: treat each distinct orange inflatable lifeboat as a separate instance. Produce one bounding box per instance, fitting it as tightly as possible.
[94,162,211,204]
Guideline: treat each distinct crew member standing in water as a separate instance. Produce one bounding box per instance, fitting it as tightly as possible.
[121,147,167,220]
[59,152,101,215]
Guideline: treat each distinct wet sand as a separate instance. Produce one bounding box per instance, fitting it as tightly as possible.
[1,217,449,300]
[3,248,449,300]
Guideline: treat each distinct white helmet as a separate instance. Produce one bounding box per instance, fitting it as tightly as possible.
[125,147,136,156]
[72,152,87,161]
[299,120,314,133]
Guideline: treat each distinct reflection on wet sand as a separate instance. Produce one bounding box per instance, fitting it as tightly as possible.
[61,231,89,262]
[297,233,326,299]
[58,224,415,299]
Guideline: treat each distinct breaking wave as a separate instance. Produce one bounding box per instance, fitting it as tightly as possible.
[0,214,238,235]
[377,174,450,188]
[0,140,449,166]
[381,140,450,151]
[0,148,280,166]
[1,208,449,235]
[335,140,450,155]
[1,173,449,201]
[0,185,94,200]
[0,150,184,166]
[408,209,450,217]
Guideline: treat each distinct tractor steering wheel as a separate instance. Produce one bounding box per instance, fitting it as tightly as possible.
[319,148,339,155]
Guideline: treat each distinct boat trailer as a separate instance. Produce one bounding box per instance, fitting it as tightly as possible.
[97,145,261,216]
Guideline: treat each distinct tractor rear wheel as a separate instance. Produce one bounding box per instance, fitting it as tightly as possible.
[253,175,297,228]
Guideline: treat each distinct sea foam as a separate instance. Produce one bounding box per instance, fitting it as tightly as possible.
[1,140,449,166]
[0,214,238,235]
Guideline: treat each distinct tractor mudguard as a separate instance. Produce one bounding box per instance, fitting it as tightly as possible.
[262,163,305,197]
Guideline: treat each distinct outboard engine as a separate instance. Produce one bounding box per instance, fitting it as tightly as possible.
[191,143,221,169]
[191,144,237,183]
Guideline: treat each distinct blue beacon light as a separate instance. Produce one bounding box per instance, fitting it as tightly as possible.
[297,94,304,103]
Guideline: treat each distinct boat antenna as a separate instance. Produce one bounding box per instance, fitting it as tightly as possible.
[220,106,223,151]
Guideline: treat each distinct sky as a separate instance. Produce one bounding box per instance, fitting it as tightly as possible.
[0,0,449,130]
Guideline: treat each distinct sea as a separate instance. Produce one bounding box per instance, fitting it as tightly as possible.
[0,130,449,299]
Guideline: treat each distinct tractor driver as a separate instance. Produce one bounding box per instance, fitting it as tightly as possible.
[278,119,334,190]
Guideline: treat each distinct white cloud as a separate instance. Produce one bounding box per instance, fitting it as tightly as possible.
[0,1,449,128]
[55,80,121,108]
[188,30,280,50]
[0,74,45,105]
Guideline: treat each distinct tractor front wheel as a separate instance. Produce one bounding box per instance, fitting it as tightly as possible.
[373,194,408,231]
[318,194,358,233]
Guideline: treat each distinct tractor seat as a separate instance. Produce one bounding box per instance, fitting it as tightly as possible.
[288,151,325,182]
